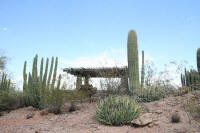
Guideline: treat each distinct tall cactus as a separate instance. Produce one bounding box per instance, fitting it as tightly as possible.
[197,48,200,74]
[23,55,62,108]
[181,48,200,88]
[51,57,58,89]
[127,30,139,92]
[141,50,145,88]
[0,73,11,91]
[47,57,54,89]
[23,61,27,91]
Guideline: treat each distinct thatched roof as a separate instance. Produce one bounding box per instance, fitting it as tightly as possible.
[63,67,127,78]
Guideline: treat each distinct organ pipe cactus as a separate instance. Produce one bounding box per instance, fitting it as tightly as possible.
[127,30,139,92]
[181,48,200,88]
[0,73,11,91]
[23,55,62,108]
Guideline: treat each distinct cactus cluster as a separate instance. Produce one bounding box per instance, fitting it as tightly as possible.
[127,30,145,93]
[23,55,62,108]
[181,69,200,87]
[181,48,200,88]
[0,73,11,91]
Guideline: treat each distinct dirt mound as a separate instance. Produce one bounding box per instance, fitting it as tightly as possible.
[0,92,200,133]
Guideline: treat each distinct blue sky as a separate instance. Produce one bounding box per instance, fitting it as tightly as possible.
[0,0,200,87]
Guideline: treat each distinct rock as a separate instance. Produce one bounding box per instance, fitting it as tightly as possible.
[40,109,49,116]
[131,113,157,127]
[155,109,162,114]
[68,101,81,112]
[26,113,35,119]
[173,128,187,133]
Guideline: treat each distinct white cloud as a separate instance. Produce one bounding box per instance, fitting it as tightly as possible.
[2,27,8,32]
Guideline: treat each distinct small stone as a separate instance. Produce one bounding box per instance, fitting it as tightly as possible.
[40,109,49,116]
[155,109,162,114]
[26,113,35,119]
[131,113,157,127]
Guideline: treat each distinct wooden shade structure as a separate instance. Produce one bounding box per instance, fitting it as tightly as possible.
[63,67,127,78]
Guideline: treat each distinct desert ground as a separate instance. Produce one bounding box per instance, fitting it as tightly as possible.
[1,92,200,133]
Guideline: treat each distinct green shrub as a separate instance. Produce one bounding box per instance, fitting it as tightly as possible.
[0,111,3,116]
[0,73,24,111]
[62,89,88,102]
[0,89,24,111]
[134,87,166,102]
[44,81,64,114]
[96,95,141,126]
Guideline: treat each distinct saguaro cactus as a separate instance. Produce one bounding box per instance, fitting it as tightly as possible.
[141,50,145,88]
[127,30,139,92]
[197,48,200,74]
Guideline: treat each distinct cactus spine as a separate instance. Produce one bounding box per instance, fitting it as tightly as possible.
[197,48,200,74]
[127,30,139,92]
[141,51,145,88]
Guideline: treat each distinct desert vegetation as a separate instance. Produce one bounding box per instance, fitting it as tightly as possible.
[0,31,200,133]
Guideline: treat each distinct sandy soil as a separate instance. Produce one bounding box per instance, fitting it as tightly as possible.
[0,94,200,133]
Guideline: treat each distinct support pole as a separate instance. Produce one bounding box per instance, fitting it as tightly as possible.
[76,75,82,89]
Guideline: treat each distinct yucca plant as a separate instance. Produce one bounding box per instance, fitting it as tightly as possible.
[96,95,141,126]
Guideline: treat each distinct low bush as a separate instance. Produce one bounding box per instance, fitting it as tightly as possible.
[0,90,24,111]
[62,89,89,102]
[0,73,24,111]
[96,95,141,126]
[184,92,200,121]
[134,87,166,102]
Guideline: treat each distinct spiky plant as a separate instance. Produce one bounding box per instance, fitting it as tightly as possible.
[127,30,139,93]
[96,95,141,126]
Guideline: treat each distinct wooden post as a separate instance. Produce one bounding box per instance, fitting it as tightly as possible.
[76,75,82,89]
[84,75,90,85]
